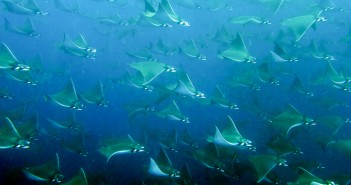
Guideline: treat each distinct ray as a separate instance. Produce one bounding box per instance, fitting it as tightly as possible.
[119,70,154,91]
[96,12,128,26]
[180,126,197,147]
[41,120,65,139]
[229,16,271,25]
[46,78,84,110]
[290,167,335,185]
[124,102,155,122]
[80,82,109,107]
[153,84,173,104]
[327,139,351,158]
[47,111,81,130]
[1,0,48,15]
[173,80,196,98]
[208,115,253,150]
[266,135,301,156]
[281,11,326,42]
[249,154,286,183]
[160,0,190,26]
[147,158,170,177]
[190,142,225,171]
[156,147,180,175]
[130,61,176,85]
[316,115,349,135]
[196,0,232,12]
[23,153,63,184]
[147,147,180,178]
[242,92,268,119]
[98,135,145,163]
[0,117,30,149]
[180,39,206,60]
[227,68,260,90]
[269,104,315,137]
[157,128,178,151]
[61,33,96,59]
[144,15,173,27]
[61,168,88,185]
[309,95,349,111]
[54,0,81,14]
[155,100,189,123]
[325,61,346,84]
[25,54,46,74]
[334,78,351,93]
[61,131,87,156]
[126,48,157,61]
[144,3,174,27]
[0,42,30,71]
[16,113,40,141]
[152,38,179,55]
[209,25,235,44]
[180,163,196,185]
[218,33,256,63]
[5,70,38,85]
[172,71,206,99]
[4,17,39,37]
[0,102,27,122]
[0,87,12,99]
[142,0,158,18]
[270,42,298,62]
[257,0,285,14]
[309,40,336,61]
[290,74,314,96]
[257,62,279,85]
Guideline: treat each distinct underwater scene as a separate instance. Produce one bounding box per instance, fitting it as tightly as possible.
[1,0,351,184]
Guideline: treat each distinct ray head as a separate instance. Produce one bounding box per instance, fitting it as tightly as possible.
[197,55,207,60]
[325,55,336,61]
[146,106,155,112]
[143,84,154,92]
[98,98,109,107]
[262,20,272,25]
[36,11,48,15]
[14,139,30,149]
[229,104,239,110]
[178,20,190,27]
[278,159,288,167]
[270,79,280,86]
[71,101,84,110]
[131,144,145,153]
[289,57,298,62]
[51,173,64,184]
[2,95,13,99]
[316,16,327,22]
[169,170,181,178]
[181,117,190,123]
[161,23,173,27]
[241,139,253,147]
[77,149,88,157]
[165,66,176,72]
[12,63,31,71]
[245,56,256,63]
[86,47,97,53]
[195,91,206,98]
[26,80,38,86]
[302,116,315,126]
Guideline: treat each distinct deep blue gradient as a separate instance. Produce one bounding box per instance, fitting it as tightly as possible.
[1,0,351,185]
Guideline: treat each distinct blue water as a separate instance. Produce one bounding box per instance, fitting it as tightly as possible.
[1,0,351,184]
